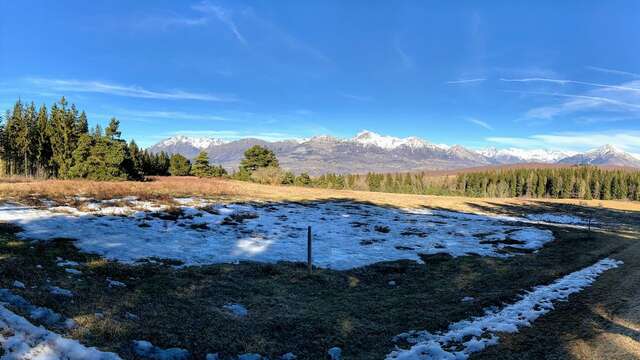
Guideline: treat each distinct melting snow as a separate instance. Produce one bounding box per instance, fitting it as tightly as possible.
[223,303,248,317]
[526,213,593,225]
[0,200,564,270]
[132,340,189,360]
[48,286,73,297]
[386,258,622,360]
[0,299,118,359]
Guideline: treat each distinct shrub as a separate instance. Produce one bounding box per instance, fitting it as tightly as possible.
[250,166,286,185]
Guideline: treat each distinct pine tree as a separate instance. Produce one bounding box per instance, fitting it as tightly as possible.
[191,151,211,177]
[169,154,191,176]
[239,145,279,174]
[105,117,121,139]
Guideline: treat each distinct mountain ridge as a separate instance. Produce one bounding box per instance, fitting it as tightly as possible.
[148,131,640,174]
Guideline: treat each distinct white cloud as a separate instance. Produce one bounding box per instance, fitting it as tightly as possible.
[487,131,640,152]
[110,109,232,122]
[586,66,640,78]
[514,91,640,119]
[467,118,492,130]
[339,92,373,102]
[500,77,640,93]
[193,1,247,45]
[27,78,236,102]
[446,78,486,85]
[503,76,640,119]
[164,129,299,142]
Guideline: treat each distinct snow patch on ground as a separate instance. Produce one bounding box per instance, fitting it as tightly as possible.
[0,301,119,359]
[223,303,248,317]
[0,289,73,329]
[525,213,593,225]
[132,340,189,360]
[48,286,73,297]
[0,199,561,269]
[386,258,622,360]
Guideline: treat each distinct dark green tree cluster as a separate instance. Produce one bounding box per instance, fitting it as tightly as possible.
[236,145,280,180]
[231,145,311,186]
[190,151,227,178]
[457,167,640,200]
[311,171,455,195]
[0,98,172,180]
[0,98,135,179]
[128,141,171,176]
[306,167,640,200]
[168,154,191,176]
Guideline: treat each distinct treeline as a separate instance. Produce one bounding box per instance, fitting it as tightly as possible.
[0,98,184,179]
[457,167,640,200]
[305,167,640,201]
[309,172,457,195]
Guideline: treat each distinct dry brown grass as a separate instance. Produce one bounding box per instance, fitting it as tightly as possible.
[2,176,640,214]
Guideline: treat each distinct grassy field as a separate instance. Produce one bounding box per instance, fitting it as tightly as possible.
[3,176,640,213]
[0,177,639,359]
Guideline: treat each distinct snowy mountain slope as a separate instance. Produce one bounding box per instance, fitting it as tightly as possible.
[478,147,576,164]
[557,144,640,167]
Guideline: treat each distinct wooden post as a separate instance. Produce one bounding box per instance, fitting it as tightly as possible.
[307,226,312,274]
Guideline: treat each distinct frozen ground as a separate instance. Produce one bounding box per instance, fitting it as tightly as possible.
[0,197,583,269]
[386,258,623,360]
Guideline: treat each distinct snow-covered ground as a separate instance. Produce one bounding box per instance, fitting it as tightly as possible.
[0,198,562,269]
[0,197,589,269]
[386,258,622,360]
[0,296,120,359]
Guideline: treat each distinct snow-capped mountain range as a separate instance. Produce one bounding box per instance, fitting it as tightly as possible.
[148,130,640,174]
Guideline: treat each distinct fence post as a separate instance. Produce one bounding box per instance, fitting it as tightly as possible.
[307,226,313,274]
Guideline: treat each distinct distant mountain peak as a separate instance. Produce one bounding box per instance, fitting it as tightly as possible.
[588,144,621,155]
[557,144,640,167]
[159,135,227,149]
[351,129,431,149]
[477,147,575,163]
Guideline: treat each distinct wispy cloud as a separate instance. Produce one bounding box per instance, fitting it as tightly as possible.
[500,77,640,93]
[446,78,486,85]
[586,66,640,78]
[393,36,414,70]
[486,130,640,152]
[27,78,237,102]
[504,90,640,119]
[162,129,299,142]
[110,109,233,122]
[339,92,373,102]
[467,117,492,130]
[192,1,247,45]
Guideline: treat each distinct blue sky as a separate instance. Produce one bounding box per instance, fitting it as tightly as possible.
[1,1,640,152]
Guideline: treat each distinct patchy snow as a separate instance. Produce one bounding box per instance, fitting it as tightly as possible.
[65,268,83,275]
[0,200,560,270]
[237,354,263,360]
[0,299,118,359]
[386,258,622,360]
[48,286,73,297]
[525,213,593,225]
[57,260,80,267]
[132,340,189,360]
[0,289,73,329]
[328,346,342,360]
[106,279,126,288]
[223,303,248,317]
